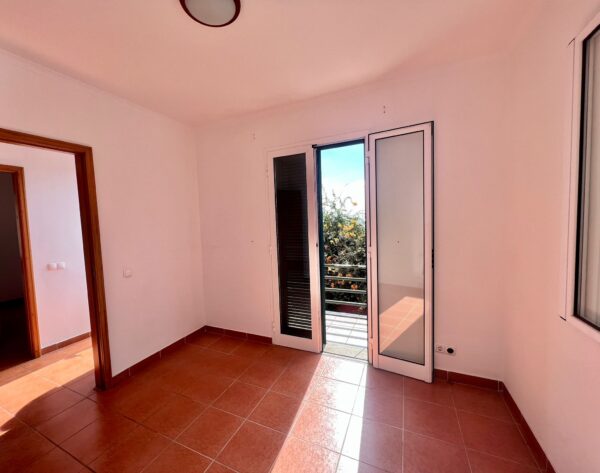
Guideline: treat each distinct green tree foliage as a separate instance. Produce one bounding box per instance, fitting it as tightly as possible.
[322,192,367,312]
[322,192,366,266]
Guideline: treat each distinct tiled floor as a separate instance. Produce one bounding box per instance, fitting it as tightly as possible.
[0,334,542,473]
[323,312,368,360]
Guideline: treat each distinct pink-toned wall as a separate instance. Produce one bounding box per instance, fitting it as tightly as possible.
[504,1,600,471]
[195,52,513,381]
[0,49,205,375]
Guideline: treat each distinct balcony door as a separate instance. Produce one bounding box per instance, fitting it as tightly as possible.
[268,146,322,352]
[368,123,434,382]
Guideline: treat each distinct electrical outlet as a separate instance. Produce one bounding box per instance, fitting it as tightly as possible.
[435,344,456,356]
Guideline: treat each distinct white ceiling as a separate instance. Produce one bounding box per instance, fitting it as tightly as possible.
[0,0,543,124]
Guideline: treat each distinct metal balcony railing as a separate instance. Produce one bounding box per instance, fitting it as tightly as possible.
[324,263,367,312]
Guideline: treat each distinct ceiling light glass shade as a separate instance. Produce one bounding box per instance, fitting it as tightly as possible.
[180,0,241,27]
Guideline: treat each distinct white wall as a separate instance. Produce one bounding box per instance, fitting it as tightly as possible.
[0,48,204,375]
[503,1,600,472]
[196,51,513,380]
[0,173,23,302]
[0,143,90,347]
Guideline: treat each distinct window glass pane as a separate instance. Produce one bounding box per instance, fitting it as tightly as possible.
[577,28,600,329]
[274,154,312,338]
[376,132,425,364]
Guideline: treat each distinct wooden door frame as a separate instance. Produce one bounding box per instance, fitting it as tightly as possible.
[0,128,112,390]
[0,164,40,358]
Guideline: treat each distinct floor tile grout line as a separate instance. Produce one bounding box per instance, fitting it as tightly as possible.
[451,387,473,473]
[172,345,298,467]
[463,447,543,472]
[202,348,295,470]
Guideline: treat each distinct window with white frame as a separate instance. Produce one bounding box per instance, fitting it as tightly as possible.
[574,23,600,331]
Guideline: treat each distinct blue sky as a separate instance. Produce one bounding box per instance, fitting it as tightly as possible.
[320,142,366,214]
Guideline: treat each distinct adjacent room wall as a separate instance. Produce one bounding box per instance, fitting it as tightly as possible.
[503,0,600,471]
[195,51,513,381]
[0,48,204,375]
[0,173,23,302]
[0,143,90,348]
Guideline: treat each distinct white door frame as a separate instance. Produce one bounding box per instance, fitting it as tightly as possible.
[367,122,434,382]
[267,145,322,352]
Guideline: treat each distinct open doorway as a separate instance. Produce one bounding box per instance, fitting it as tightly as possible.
[0,129,111,389]
[317,140,368,360]
[0,169,31,369]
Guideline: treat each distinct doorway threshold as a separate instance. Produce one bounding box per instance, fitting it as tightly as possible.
[322,310,368,360]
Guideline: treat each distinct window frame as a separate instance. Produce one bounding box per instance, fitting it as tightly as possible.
[563,11,600,342]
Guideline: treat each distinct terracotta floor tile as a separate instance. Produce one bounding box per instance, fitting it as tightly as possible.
[287,351,322,374]
[217,421,285,473]
[105,382,173,423]
[206,463,237,473]
[60,411,137,464]
[458,411,536,467]
[404,398,463,444]
[468,449,541,473]
[37,398,104,444]
[336,455,388,472]
[65,372,96,397]
[210,355,254,379]
[17,387,84,426]
[207,336,245,354]
[271,367,315,399]
[142,393,205,438]
[249,391,302,433]
[404,378,453,406]
[0,375,59,413]
[23,448,87,473]
[360,366,404,395]
[35,357,92,386]
[187,333,223,348]
[0,423,55,473]
[318,356,365,385]
[262,346,298,367]
[156,365,197,394]
[239,360,285,388]
[178,407,243,458]
[145,442,212,473]
[452,385,512,421]
[291,402,350,452]
[183,374,234,404]
[232,341,270,359]
[342,416,403,473]
[271,435,339,473]
[90,425,170,473]
[403,431,470,473]
[353,387,403,428]
[213,381,266,417]
[307,377,359,413]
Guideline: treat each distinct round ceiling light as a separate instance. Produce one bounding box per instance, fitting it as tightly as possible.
[180,0,241,27]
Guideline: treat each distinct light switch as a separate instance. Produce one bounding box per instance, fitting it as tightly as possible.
[47,263,57,271]
[123,268,133,278]
[57,262,66,270]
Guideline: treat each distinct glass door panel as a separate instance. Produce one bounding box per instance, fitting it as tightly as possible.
[368,123,433,382]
